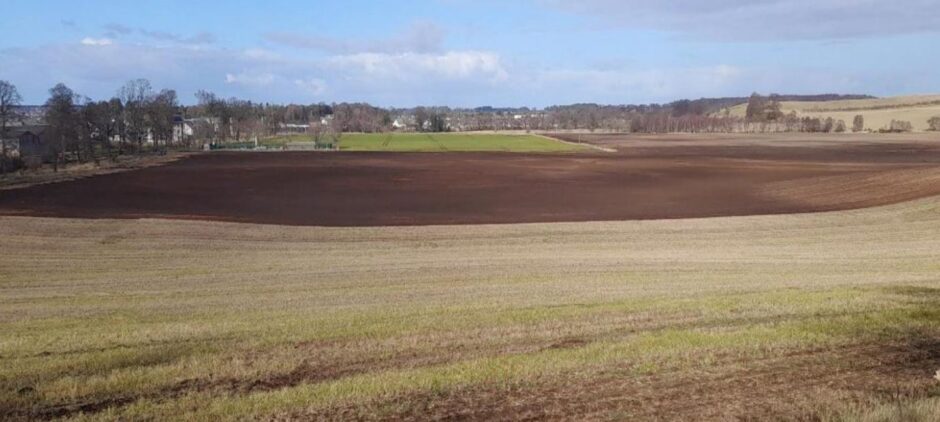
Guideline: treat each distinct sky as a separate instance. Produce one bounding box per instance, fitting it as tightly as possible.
[2,0,940,107]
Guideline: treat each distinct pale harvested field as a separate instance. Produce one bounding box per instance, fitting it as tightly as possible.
[779,95,940,111]
[2,193,940,420]
[726,95,940,132]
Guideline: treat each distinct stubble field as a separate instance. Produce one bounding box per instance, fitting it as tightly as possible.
[1,133,940,420]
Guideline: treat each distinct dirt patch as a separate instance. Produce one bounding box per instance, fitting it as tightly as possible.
[2,135,940,226]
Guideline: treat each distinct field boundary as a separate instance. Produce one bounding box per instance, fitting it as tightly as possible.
[536,133,616,152]
[0,153,191,192]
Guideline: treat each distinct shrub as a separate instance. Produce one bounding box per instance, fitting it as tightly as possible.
[0,155,24,173]
[834,120,846,133]
[880,120,913,133]
[928,116,940,131]
[852,115,865,132]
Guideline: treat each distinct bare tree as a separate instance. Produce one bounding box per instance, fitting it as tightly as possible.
[74,96,99,165]
[833,119,846,133]
[81,100,120,163]
[852,115,865,133]
[195,90,236,144]
[928,116,940,132]
[0,80,24,175]
[226,98,253,142]
[745,93,766,122]
[308,119,325,148]
[414,107,429,131]
[106,98,124,159]
[765,94,783,121]
[822,117,835,133]
[195,90,221,145]
[885,120,913,133]
[44,83,80,172]
[327,117,344,148]
[118,79,153,152]
[149,89,178,154]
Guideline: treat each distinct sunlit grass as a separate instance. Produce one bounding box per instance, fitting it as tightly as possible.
[339,133,582,152]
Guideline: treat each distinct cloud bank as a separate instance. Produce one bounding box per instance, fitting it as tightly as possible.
[546,0,940,40]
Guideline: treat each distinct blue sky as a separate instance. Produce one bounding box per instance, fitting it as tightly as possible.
[2,0,940,106]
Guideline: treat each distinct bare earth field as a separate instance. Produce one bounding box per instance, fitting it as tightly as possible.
[3,133,940,226]
[1,134,940,420]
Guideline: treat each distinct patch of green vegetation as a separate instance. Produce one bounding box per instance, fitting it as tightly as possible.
[259,134,315,148]
[83,296,940,420]
[210,135,320,150]
[211,133,579,152]
[339,133,582,152]
[10,285,931,420]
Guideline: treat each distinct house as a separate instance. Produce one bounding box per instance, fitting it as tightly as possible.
[182,117,220,145]
[3,125,51,167]
[173,116,195,143]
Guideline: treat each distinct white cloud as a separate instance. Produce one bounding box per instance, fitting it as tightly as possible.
[80,37,113,46]
[101,23,215,45]
[327,51,508,82]
[545,0,940,40]
[265,21,445,54]
[224,72,275,86]
[8,26,935,107]
[1,36,520,106]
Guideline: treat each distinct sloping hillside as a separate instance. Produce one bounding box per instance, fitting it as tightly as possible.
[727,94,940,132]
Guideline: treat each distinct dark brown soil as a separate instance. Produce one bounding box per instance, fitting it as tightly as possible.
[2,135,940,226]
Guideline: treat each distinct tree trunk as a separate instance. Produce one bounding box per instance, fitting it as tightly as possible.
[74,141,83,163]
[1,139,7,175]
[105,136,115,162]
[89,137,99,166]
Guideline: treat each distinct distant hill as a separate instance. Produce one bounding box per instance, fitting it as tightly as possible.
[670,94,875,115]
[725,94,940,132]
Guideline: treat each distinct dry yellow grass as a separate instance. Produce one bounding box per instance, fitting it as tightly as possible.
[727,94,940,132]
[1,195,940,420]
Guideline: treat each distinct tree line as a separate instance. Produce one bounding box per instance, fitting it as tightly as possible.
[0,79,397,172]
[2,79,938,174]
[1,79,182,173]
